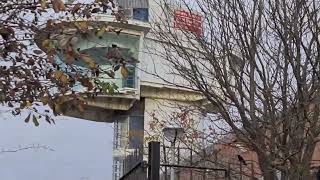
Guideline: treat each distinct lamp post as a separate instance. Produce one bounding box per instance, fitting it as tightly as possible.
[162,127,184,180]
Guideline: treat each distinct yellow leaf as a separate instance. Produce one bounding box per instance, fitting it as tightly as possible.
[78,21,88,31]
[42,39,54,51]
[96,27,105,38]
[80,54,97,69]
[41,0,47,9]
[121,65,129,79]
[53,70,64,79]
[52,0,66,13]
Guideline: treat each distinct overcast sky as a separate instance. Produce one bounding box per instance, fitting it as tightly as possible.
[0,108,114,180]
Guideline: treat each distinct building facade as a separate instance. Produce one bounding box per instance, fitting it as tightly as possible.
[43,1,206,180]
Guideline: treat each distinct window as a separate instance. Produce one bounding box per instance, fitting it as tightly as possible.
[123,66,136,88]
[133,8,149,22]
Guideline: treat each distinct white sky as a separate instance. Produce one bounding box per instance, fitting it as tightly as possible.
[0,109,114,180]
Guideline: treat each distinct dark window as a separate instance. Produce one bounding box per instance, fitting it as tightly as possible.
[133,8,149,22]
[123,66,135,88]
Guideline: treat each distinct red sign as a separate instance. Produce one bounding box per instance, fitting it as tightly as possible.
[174,10,203,35]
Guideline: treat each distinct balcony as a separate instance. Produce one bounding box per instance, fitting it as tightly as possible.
[35,12,151,122]
[56,31,140,93]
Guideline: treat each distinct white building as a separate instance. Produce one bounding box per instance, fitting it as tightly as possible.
[44,0,207,179]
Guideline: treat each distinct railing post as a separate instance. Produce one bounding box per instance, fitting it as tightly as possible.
[148,141,160,180]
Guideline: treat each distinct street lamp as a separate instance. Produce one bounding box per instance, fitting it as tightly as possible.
[162,127,184,180]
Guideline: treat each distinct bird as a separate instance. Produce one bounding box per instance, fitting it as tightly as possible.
[237,155,247,166]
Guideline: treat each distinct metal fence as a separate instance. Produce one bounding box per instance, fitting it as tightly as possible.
[119,142,231,180]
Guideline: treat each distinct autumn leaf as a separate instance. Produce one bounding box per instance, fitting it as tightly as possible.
[53,70,63,79]
[46,19,54,29]
[71,3,81,15]
[0,26,14,40]
[20,101,32,109]
[76,21,88,32]
[60,74,69,84]
[42,39,55,52]
[40,96,49,105]
[40,0,47,10]
[53,96,67,115]
[95,27,106,38]
[80,78,93,91]
[52,0,66,13]
[54,103,62,114]
[53,71,69,85]
[120,65,129,78]
[56,95,67,105]
[80,54,97,69]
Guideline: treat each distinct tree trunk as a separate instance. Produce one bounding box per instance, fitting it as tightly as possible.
[257,155,277,180]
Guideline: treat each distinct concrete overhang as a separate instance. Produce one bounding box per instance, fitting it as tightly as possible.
[140,81,205,102]
[140,81,218,113]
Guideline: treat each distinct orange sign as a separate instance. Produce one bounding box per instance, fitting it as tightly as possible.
[174,10,203,35]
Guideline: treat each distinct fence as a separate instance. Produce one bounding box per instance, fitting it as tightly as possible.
[119,142,231,180]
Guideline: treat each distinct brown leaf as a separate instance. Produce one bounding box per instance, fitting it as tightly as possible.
[60,74,69,84]
[121,65,129,79]
[77,21,88,31]
[40,0,47,9]
[0,26,14,40]
[52,0,66,13]
[52,70,69,85]
[53,70,64,79]
[80,78,93,91]
[40,96,49,105]
[72,3,81,15]
[56,96,67,105]
[80,54,97,69]
[46,19,54,29]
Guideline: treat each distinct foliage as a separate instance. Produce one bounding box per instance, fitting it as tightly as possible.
[0,0,132,124]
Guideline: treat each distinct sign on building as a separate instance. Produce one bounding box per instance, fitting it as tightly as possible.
[174,10,203,35]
